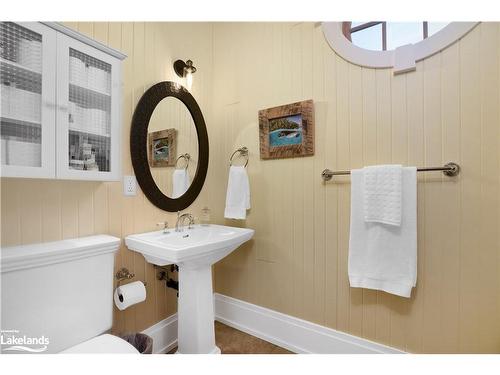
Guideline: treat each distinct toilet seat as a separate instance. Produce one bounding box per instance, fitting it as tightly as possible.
[61,334,139,354]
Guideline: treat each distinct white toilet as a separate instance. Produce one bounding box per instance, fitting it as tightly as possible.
[1,235,139,354]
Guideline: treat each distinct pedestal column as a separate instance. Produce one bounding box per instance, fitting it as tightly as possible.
[176,265,220,354]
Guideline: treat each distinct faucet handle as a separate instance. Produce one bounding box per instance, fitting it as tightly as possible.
[156,221,169,233]
[188,215,195,229]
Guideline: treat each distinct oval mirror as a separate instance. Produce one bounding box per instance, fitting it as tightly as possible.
[130,81,209,212]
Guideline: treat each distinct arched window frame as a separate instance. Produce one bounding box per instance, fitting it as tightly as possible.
[323,22,479,74]
[342,22,435,52]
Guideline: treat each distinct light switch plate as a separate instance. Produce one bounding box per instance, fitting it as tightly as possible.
[123,175,137,196]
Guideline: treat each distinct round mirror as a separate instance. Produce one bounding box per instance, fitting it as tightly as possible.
[130,81,209,212]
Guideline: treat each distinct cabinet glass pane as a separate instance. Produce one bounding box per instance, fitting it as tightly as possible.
[0,22,42,167]
[67,48,111,172]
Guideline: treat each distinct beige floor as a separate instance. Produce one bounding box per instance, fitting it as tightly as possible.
[168,321,293,354]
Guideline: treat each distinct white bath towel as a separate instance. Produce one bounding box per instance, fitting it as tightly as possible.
[363,164,402,226]
[172,169,190,198]
[224,166,251,220]
[348,167,417,298]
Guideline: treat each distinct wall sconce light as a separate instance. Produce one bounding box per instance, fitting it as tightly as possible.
[174,59,197,91]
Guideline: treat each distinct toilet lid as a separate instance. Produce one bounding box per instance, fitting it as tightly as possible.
[61,334,139,354]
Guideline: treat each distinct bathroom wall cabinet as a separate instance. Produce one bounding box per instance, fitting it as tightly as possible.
[0,22,126,180]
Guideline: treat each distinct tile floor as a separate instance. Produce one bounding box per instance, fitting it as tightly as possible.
[168,321,293,354]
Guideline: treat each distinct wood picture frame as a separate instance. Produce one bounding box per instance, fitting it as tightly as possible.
[259,99,314,160]
[147,128,177,167]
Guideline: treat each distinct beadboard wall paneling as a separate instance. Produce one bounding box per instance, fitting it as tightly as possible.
[1,22,499,354]
[211,22,500,353]
[0,22,215,335]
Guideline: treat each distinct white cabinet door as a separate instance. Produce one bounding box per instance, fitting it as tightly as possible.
[0,22,57,178]
[55,32,121,181]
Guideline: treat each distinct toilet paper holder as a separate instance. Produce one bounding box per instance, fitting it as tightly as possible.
[115,267,147,286]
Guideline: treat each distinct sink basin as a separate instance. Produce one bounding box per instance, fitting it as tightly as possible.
[125,224,254,354]
[125,224,254,268]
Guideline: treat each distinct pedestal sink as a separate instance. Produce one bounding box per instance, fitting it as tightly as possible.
[125,224,254,354]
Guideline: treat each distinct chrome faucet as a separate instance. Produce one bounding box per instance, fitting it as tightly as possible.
[175,212,194,232]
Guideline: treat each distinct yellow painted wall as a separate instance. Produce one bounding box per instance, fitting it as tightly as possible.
[0,22,215,334]
[211,22,500,353]
[1,22,499,353]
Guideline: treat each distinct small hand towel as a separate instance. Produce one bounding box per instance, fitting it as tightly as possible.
[348,167,417,298]
[363,164,403,226]
[224,166,251,220]
[172,169,190,198]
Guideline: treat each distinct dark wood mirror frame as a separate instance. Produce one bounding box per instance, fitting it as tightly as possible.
[130,81,209,212]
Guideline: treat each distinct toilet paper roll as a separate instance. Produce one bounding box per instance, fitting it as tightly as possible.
[113,281,146,311]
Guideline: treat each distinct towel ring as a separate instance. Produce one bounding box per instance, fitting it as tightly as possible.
[175,153,190,170]
[229,147,249,167]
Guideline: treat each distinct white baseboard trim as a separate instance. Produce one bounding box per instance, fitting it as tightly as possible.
[141,294,404,354]
[213,293,404,354]
[141,313,178,354]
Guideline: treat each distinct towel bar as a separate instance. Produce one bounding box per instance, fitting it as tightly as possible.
[321,162,460,181]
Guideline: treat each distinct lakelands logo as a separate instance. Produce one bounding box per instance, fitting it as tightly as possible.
[1,329,49,353]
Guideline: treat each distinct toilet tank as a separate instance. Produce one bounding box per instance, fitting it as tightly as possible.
[1,235,120,353]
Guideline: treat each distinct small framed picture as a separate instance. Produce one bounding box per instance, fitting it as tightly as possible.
[258,99,314,160]
[147,128,177,167]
